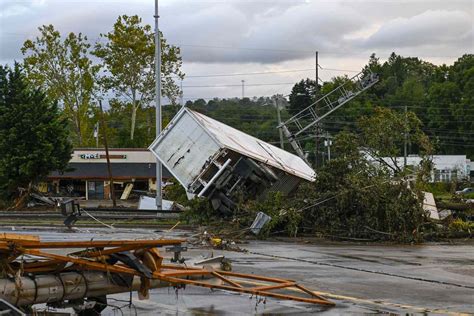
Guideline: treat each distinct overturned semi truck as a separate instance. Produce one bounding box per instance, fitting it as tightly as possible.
[149,107,315,214]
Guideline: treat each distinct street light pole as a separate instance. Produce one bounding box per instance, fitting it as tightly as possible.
[154,0,162,209]
[404,104,407,168]
[314,51,319,169]
[273,97,284,149]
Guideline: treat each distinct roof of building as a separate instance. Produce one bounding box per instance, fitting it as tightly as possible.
[73,148,150,152]
[48,163,172,180]
[188,109,315,181]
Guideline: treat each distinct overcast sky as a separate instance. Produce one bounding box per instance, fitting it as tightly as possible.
[1,0,473,100]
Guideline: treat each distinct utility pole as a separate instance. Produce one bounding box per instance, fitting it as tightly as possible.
[154,0,162,209]
[315,51,318,87]
[327,138,331,161]
[180,79,184,107]
[273,97,284,149]
[94,122,99,148]
[99,100,116,207]
[314,51,319,168]
[324,132,332,162]
[404,104,407,168]
[241,80,245,99]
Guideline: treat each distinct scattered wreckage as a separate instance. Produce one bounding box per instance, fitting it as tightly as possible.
[0,233,334,315]
[149,107,315,214]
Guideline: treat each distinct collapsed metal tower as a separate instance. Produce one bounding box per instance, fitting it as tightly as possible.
[278,70,379,163]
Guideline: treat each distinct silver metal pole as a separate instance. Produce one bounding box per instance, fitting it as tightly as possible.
[327,140,331,161]
[274,97,284,149]
[180,79,184,107]
[314,51,319,168]
[315,51,318,89]
[154,0,162,209]
[404,104,407,168]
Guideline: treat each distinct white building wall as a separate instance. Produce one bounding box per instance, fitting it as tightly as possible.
[376,155,471,182]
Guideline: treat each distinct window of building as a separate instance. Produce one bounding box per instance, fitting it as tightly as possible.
[88,181,104,200]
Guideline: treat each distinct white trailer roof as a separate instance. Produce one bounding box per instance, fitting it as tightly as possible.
[187,108,315,181]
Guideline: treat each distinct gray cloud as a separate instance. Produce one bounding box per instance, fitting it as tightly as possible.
[164,1,368,63]
[1,0,472,99]
[361,10,473,50]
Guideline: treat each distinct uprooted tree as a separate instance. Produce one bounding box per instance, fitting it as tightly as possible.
[247,107,434,242]
[0,64,72,205]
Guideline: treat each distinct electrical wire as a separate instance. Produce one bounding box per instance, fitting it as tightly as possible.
[182,82,295,88]
[181,68,317,78]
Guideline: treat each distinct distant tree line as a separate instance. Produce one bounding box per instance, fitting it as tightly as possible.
[182,53,473,161]
[287,53,474,160]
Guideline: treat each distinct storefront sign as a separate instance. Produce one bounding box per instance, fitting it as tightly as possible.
[80,153,100,159]
[80,153,127,159]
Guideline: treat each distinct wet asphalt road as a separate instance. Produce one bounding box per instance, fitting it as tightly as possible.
[2,226,473,315]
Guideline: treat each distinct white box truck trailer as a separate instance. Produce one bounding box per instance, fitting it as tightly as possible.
[149,107,315,214]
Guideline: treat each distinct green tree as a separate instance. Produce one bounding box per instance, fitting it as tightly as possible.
[21,25,99,146]
[0,64,72,201]
[288,78,317,116]
[358,107,433,174]
[303,131,425,241]
[246,129,427,241]
[93,15,184,140]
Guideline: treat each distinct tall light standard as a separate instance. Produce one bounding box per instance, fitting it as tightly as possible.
[272,96,284,149]
[154,0,162,209]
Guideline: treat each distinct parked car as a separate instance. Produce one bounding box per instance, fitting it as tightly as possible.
[455,187,473,195]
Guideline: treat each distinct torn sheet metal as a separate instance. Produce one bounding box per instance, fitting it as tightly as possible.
[422,191,439,220]
[149,107,315,213]
[250,212,272,235]
[139,196,175,210]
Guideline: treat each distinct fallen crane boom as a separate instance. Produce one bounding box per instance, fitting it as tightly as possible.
[0,234,334,313]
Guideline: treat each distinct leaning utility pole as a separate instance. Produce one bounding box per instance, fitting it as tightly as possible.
[154,0,162,209]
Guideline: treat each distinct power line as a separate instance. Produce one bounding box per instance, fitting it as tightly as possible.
[179,67,360,79]
[182,82,294,88]
[319,66,360,73]
[182,68,316,78]
[175,43,314,53]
